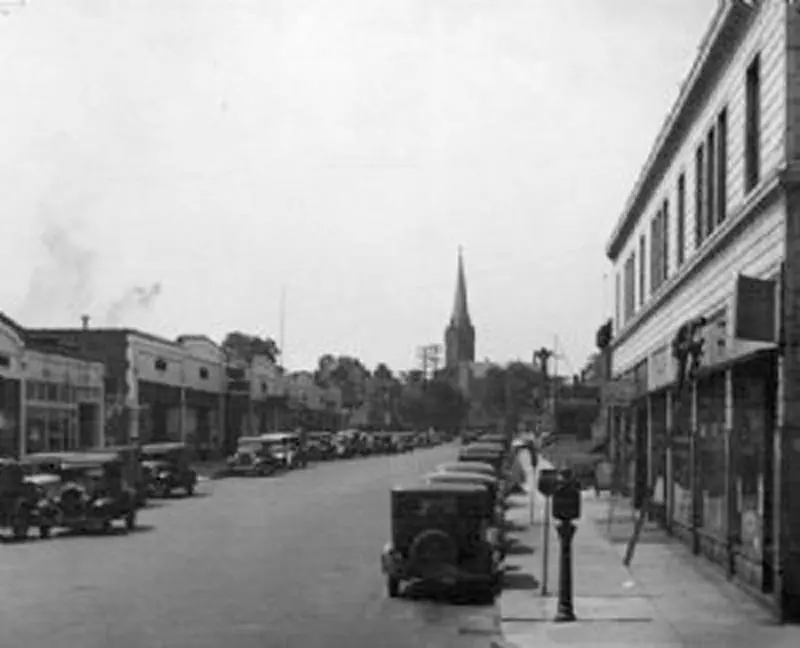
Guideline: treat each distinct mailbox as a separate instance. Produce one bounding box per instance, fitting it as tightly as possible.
[552,469,581,521]
[537,468,560,497]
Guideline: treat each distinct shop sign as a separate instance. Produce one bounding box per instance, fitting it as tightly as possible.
[602,378,637,406]
[647,345,672,391]
[734,274,777,343]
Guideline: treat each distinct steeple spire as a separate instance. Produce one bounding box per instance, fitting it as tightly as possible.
[450,246,471,326]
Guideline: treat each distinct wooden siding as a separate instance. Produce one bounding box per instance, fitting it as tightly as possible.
[613,196,784,375]
[613,2,786,322]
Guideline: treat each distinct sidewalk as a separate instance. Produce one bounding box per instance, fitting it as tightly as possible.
[497,457,800,647]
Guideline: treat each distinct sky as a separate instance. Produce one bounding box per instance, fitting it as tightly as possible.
[0,0,719,375]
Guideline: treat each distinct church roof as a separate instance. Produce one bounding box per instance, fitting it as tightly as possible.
[450,247,472,327]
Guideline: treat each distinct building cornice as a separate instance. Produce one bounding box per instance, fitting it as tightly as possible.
[605,0,753,260]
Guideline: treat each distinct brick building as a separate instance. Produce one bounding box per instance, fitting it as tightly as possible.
[604,0,800,621]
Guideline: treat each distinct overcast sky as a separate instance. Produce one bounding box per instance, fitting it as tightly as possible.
[0,0,718,374]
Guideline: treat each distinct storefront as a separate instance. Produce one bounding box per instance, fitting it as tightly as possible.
[0,314,24,458]
[22,346,105,454]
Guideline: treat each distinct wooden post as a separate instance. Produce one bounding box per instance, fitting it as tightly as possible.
[665,389,674,534]
[691,379,700,555]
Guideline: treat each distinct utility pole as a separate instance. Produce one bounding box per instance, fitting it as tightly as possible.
[417,344,442,381]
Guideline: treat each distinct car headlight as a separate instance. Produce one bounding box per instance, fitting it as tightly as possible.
[158,472,170,480]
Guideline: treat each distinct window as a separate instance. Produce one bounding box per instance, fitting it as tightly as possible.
[639,235,646,307]
[615,273,621,331]
[199,367,209,380]
[695,144,705,248]
[154,358,168,372]
[745,54,761,192]
[0,354,9,368]
[706,125,716,238]
[46,383,58,402]
[662,199,670,282]
[624,252,636,323]
[261,381,268,394]
[677,173,686,266]
[717,108,728,223]
[650,215,660,294]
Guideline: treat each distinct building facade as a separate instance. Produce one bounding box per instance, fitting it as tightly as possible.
[27,327,227,455]
[1,313,105,457]
[605,0,800,621]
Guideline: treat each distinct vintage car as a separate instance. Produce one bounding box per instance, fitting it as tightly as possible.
[425,470,503,510]
[381,483,502,601]
[436,461,497,479]
[0,458,53,540]
[258,432,300,469]
[458,446,506,476]
[26,453,138,534]
[226,436,283,476]
[140,442,198,497]
[88,445,148,507]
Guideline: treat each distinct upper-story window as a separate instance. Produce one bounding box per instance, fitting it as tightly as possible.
[694,143,705,248]
[261,381,267,394]
[706,124,716,237]
[154,358,168,372]
[623,252,636,323]
[662,198,669,282]
[745,53,761,193]
[638,234,646,307]
[615,273,621,333]
[0,354,9,368]
[199,367,209,379]
[677,173,686,267]
[717,108,728,224]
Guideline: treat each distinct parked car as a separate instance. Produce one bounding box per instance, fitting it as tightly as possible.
[380,483,502,601]
[88,445,148,507]
[0,457,53,540]
[226,436,283,476]
[259,433,300,469]
[306,432,335,462]
[25,452,138,535]
[140,442,198,497]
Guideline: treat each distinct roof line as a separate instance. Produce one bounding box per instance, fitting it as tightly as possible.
[605,0,738,260]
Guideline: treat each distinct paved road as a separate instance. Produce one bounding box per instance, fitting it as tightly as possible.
[0,445,500,648]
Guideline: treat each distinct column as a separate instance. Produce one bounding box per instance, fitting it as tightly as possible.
[724,368,735,577]
[690,379,699,555]
[665,389,674,533]
[179,387,187,443]
[646,395,654,520]
[18,377,27,458]
[780,186,800,621]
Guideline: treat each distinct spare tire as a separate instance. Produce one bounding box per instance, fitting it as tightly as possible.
[408,529,458,573]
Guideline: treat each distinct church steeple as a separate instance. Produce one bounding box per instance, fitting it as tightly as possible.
[450,246,472,327]
[445,247,476,369]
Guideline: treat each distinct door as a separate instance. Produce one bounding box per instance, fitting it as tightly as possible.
[78,403,97,448]
[634,401,649,510]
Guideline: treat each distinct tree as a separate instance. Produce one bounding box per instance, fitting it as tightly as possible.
[221,331,280,364]
[480,362,545,430]
[312,355,372,412]
[398,374,468,432]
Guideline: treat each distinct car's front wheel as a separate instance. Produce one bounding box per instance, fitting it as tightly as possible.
[386,576,400,598]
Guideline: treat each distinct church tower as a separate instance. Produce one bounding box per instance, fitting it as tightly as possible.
[445,247,476,369]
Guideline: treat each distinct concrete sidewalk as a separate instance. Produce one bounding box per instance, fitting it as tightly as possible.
[497,457,800,647]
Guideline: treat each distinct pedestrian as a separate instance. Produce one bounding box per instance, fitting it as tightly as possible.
[296,425,309,468]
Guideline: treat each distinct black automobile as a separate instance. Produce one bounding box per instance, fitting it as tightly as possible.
[380,483,502,601]
[25,452,138,535]
[0,457,54,540]
[140,442,198,497]
[226,436,284,476]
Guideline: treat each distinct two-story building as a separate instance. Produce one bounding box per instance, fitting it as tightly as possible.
[27,324,226,455]
[604,0,800,620]
[1,312,105,457]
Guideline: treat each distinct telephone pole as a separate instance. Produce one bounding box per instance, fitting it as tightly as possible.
[417,344,443,381]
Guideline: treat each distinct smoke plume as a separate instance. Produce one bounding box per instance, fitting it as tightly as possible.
[18,219,96,326]
[105,282,163,327]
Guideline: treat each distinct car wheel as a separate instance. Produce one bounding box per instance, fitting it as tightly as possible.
[39,525,51,539]
[387,576,400,598]
[126,509,137,531]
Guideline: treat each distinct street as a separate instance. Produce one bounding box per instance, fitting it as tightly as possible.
[0,444,499,648]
